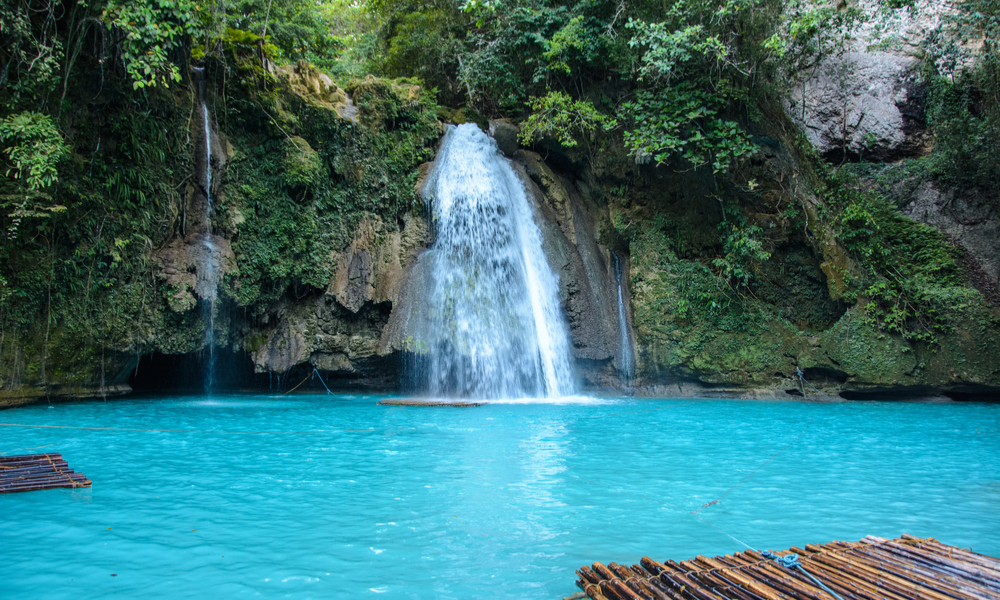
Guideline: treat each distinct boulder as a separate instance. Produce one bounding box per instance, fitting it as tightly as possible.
[489,120,520,157]
[784,0,947,160]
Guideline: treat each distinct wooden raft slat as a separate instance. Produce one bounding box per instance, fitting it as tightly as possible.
[377,399,484,407]
[0,453,92,493]
[575,535,1000,600]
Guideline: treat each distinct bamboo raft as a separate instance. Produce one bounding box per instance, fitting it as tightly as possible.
[378,399,484,407]
[0,453,92,493]
[575,534,1000,600]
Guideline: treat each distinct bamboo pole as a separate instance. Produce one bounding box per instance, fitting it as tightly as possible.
[855,544,1000,597]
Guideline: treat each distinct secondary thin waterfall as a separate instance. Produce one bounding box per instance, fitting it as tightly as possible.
[193,66,219,391]
[613,253,635,382]
[417,124,574,398]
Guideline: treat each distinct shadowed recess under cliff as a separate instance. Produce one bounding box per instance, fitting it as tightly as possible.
[396,124,575,399]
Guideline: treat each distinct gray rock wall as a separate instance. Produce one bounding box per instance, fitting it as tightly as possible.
[785,0,947,160]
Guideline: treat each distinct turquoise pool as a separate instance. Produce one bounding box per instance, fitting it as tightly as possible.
[1,395,998,598]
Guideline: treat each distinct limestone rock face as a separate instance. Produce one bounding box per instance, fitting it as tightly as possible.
[902,182,1000,290]
[787,51,930,160]
[154,235,235,312]
[252,211,429,375]
[328,214,431,314]
[312,297,388,374]
[250,295,391,377]
[512,151,625,365]
[785,0,944,160]
[489,120,520,157]
[253,310,311,374]
[278,61,358,122]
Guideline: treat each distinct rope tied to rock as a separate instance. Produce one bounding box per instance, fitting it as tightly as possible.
[761,550,845,600]
[313,367,334,395]
[797,368,841,402]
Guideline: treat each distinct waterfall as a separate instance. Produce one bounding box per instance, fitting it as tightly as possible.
[414,124,574,399]
[613,253,635,383]
[202,97,212,208]
[193,66,218,392]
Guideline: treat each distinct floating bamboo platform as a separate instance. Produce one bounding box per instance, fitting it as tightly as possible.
[575,534,1000,600]
[378,399,483,407]
[0,453,91,493]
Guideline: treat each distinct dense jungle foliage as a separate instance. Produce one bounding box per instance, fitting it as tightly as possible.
[1,0,998,391]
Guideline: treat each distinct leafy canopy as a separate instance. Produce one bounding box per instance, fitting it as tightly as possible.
[519,91,617,148]
[102,0,199,89]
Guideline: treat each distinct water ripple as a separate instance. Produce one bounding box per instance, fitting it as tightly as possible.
[1,394,997,599]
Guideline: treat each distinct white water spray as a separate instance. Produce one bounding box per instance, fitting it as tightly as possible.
[415,124,574,398]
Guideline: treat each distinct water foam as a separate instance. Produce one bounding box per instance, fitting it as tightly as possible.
[415,124,575,399]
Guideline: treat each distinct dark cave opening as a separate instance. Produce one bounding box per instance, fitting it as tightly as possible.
[127,349,404,395]
[128,348,270,392]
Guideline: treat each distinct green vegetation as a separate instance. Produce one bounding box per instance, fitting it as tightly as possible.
[0,0,997,394]
[922,0,1000,190]
[221,73,439,313]
[828,169,964,345]
[0,0,439,391]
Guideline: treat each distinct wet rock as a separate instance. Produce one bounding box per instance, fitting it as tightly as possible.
[328,213,430,313]
[153,234,234,312]
[489,120,520,157]
[511,151,625,363]
[436,107,488,132]
[254,314,311,374]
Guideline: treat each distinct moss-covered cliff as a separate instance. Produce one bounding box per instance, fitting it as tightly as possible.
[1,37,442,404]
[2,0,998,405]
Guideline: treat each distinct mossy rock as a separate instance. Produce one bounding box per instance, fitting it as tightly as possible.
[435,106,488,132]
[817,305,917,383]
[282,136,323,190]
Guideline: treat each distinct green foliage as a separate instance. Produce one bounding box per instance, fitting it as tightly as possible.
[628,20,721,84]
[768,0,866,70]
[629,222,800,380]
[925,80,999,190]
[0,111,69,240]
[223,75,440,313]
[0,1,64,108]
[102,0,198,89]
[621,86,755,173]
[830,170,965,344]
[381,9,465,102]
[712,203,772,291]
[457,3,570,113]
[0,112,69,191]
[281,137,324,190]
[923,65,1000,191]
[218,27,280,59]
[222,0,349,67]
[519,91,617,148]
[543,16,597,74]
[620,0,784,167]
[917,0,1000,191]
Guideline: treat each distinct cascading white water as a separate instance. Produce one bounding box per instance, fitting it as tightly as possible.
[193,66,218,391]
[613,253,635,382]
[202,101,212,208]
[416,124,574,399]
